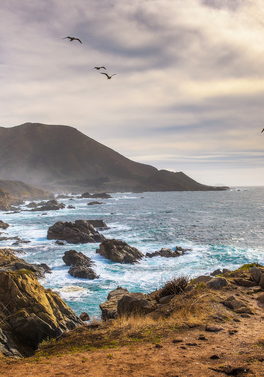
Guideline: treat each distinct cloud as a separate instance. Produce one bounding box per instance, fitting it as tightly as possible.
[1,0,264,185]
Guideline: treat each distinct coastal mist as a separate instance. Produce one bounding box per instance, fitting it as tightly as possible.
[1,187,264,318]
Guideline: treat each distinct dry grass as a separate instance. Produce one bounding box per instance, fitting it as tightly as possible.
[35,287,224,359]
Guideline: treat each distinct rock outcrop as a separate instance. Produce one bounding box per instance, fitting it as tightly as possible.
[0,270,82,356]
[100,287,129,321]
[29,199,65,211]
[96,239,144,264]
[146,246,190,258]
[62,249,99,279]
[47,220,106,244]
[0,248,51,279]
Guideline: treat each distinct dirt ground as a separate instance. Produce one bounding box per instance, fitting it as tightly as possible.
[1,311,264,377]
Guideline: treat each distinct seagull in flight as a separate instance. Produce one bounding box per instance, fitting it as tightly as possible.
[93,66,106,70]
[101,73,117,79]
[63,36,82,44]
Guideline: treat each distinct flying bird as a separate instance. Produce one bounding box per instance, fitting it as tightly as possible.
[261,128,264,133]
[101,73,117,79]
[63,36,82,44]
[93,66,106,70]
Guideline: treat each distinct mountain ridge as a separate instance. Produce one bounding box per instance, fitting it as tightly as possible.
[0,123,227,192]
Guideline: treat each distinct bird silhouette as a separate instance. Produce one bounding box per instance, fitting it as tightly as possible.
[63,36,82,44]
[93,66,106,70]
[101,73,116,79]
[262,128,264,133]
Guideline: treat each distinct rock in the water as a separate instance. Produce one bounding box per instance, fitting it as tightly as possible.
[96,239,144,264]
[146,246,190,258]
[68,265,99,279]
[0,220,9,229]
[62,249,99,280]
[87,201,102,206]
[81,192,112,199]
[30,199,65,212]
[79,312,90,321]
[47,220,105,244]
[0,271,82,356]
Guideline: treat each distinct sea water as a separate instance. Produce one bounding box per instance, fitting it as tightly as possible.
[1,187,264,318]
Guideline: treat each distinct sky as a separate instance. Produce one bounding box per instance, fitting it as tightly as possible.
[1,0,264,187]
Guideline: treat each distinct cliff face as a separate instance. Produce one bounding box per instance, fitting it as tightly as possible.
[0,123,227,192]
[0,269,82,357]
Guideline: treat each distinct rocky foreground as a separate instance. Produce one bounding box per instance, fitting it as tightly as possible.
[0,263,263,376]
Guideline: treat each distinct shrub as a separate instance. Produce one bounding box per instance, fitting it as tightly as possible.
[159,276,189,298]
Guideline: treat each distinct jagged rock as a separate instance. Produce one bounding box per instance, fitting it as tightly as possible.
[63,250,99,280]
[0,220,9,229]
[100,287,129,321]
[67,205,75,209]
[96,239,144,264]
[206,277,228,289]
[30,199,65,212]
[146,246,190,258]
[63,249,94,267]
[87,201,102,206]
[47,220,105,244]
[117,292,157,316]
[0,271,82,355]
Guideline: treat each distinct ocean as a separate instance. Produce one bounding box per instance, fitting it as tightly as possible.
[1,187,264,318]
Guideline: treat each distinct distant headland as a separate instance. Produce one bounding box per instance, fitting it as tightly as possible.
[0,122,228,193]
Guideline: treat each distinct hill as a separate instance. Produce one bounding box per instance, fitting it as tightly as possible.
[0,123,227,192]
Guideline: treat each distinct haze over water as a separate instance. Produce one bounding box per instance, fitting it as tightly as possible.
[1,187,264,317]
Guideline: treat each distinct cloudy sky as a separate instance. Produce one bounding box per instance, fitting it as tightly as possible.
[1,0,264,186]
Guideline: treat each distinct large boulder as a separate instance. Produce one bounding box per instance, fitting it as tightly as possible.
[47,220,105,244]
[96,239,144,264]
[0,271,82,356]
[117,293,157,317]
[62,249,99,280]
[100,287,129,321]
